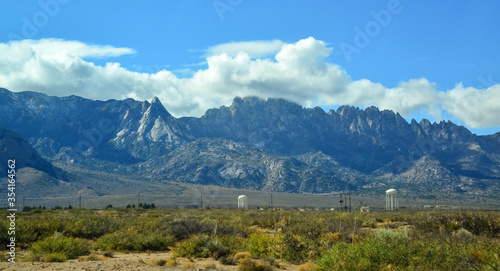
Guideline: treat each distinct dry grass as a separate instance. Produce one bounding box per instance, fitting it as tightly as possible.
[78,253,110,261]
[165,256,177,267]
[234,251,252,262]
[144,258,167,266]
[298,261,322,271]
[183,262,196,268]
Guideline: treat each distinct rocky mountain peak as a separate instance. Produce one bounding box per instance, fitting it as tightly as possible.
[148,96,171,117]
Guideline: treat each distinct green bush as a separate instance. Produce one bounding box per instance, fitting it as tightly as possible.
[277,233,310,264]
[173,234,211,258]
[247,233,274,258]
[16,216,67,246]
[173,234,230,259]
[29,232,91,262]
[168,219,213,241]
[238,257,274,271]
[316,232,484,270]
[65,217,121,239]
[206,238,231,259]
[219,235,248,253]
[93,227,174,251]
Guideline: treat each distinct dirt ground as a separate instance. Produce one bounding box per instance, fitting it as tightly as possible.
[0,251,299,271]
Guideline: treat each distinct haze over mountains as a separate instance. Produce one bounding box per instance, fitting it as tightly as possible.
[1,88,499,199]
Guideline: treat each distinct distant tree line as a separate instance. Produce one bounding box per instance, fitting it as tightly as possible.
[125,203,156,209]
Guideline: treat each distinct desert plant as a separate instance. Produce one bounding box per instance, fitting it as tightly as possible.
[234,251,252,262]
[277,233,309,264]
[298,261,322,271]
[220,255,237,265]
[173,234,230,259]
[78,253,109,261]
[145,258,167,266]
[238,257,274,271]
[166,256,177,266]
[64,216,121,239]
[29,232,91,262]
[93,227,174,251]
[247,232,274,258]
[183,262,196,268]
[173,234,211,258]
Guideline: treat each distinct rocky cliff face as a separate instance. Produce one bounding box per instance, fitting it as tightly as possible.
[0,88,498,195]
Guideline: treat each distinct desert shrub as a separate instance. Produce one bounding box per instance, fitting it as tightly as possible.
[234,251,252,261]
[29,232,91,262]
[206,238,231,259]
[0,219,11,248]
[319,232,341,249]
[93,227,174,251]
[65,216,121,239]
[37,252,68,262]
[78,253,109,261]
[168,219,213,241]
[458,212,500,237]
[283,217,323,240]
[316,232,488,270]
[276,233,310,264]
[220,255,237,265]
[166,256,177,266]
[103,251,114,258]
[298,261,322,271]
[183,262,196,268]
[173,234,229,258]
[204,262,218,269]
[238,257,274,271]
[15,216,68,246]
[373,228,409,242]
[145,258,167,266]
[409,211,500,238]
[219,235,248,253]
[173,234,209,257]
[242,212,277,229]
[247,232,274,258]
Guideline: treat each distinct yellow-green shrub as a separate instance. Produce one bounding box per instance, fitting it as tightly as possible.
[247,232,274,258]
[29,232,91,262]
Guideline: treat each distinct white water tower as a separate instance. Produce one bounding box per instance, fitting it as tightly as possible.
[386,189,398,210]
[238,195,248,209]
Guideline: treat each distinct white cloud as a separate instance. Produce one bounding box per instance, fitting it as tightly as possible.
[440,84,500,128]
[205,39,285,59]
[0,37,499,129]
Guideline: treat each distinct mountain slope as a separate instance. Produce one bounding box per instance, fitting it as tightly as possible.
[0,126,62,178]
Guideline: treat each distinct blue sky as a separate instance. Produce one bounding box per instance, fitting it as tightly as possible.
[1,0,500,135]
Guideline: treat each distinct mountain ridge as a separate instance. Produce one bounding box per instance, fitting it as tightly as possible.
[0,88,498,196]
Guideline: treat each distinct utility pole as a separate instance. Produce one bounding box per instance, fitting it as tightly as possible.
[22,197,25,209]
[270,193,273,209]
[349,193,352,212]
[79,193,82,209]
[200,194,203,209]
[344,193,347,212]
[137,192,140,207]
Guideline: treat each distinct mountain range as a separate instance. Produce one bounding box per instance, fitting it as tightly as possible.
[0,88,499,199]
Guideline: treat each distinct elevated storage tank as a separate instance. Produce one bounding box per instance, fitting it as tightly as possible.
[386,189,398,210]
[238,195,248,209]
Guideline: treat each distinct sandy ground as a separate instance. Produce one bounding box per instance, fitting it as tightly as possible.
[0,252,299,271]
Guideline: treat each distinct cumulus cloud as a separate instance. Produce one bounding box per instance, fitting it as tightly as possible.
[0,37,499,129]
